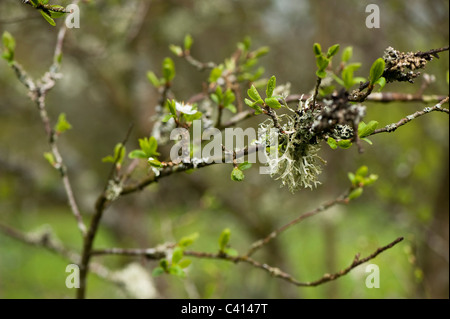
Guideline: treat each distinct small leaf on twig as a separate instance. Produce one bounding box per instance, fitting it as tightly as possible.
[231,167,244,181]
[369,58,385,85]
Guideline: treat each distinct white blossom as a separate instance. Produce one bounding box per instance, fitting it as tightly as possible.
[175,102,197,115]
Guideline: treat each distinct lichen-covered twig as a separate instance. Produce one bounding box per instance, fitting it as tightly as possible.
[246,190,350,257]
[89,237,404,288]
[370,97,449,136]
[6,8,86,236]
[0,222,109,280]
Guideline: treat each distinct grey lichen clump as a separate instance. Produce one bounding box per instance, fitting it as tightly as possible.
[260,93,367,193]
[260,98,325,193]
[383,46,431,83]
[105,179,123,201]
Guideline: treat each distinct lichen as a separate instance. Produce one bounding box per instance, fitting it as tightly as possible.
[259,98,325,193]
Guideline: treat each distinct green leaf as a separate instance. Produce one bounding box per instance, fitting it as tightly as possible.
[341,63,361,89]
[147,71,160,88]
[210,93,220,105]
[223,89,235,106]
[159,259,169,270]
[313,43,322,57]
[250,66,265,82]
[331,73,345,87]
[215,86,223,101]
[112,143,126,164]
[167,99,177,116]
[363,174,378,186]
[356,165,368,177]
[341,46,353,63]
[128,150,147,159]
[347,172,356,185]
[362,137,373,145]
[338,139,352,149]
[218,228,231,251]
[148,157,163,168]
[172,247,184,264]
[179,233,199,248]
[342,67,354,90]
[2,32,14,48]
[369,58,385,85]
[225,104,237,113]
[43,152,55,166]
[178,259,192,269]
[316,55,330,71]
[183,111,202,122]
[231,167,244,181]
[251,46,270,58]
[244,98,263,114]
[266,75,276,98]
[55,113,72,133]
[184,34,193,51]
[264,97,281,109]
[238,162,252,171]
[225,58,236,71]
[241,36,251,51]
[319,85,335,96]
[224,248,238,257]
[358,120,379,138]
[152,267,165,277]
[169,45,183,57]
[40,10,56,26]
[139,136,159,157]
[326,44,340,58]
[244,98,254,107]
[101,155,114,163]
[327,137,338,150]
[247,85,262,101]
[209,67,223,83]
[348,187,363,200]
[346,63,362,71]
[316,70,327,79]
[168,265,186,278]
[375,76,386,91]
[162,114,174,123]
[2,31,15,62]
[162,57,175,82]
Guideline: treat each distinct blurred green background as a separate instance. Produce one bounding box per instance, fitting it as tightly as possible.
[0,0,448,298]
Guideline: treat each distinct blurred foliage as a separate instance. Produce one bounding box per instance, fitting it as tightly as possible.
[0,0,448,298]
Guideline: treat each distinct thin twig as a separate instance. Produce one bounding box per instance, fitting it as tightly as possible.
[90,237,404,288]
[103,123,134,191]
[183,54,217,71]
[0,222,110,280]
[246,190,349,257]
[370,97,449,136]
[77,193,108,299]
[285,93,448,104]
[120,145,260,195]
[312,77,321,108]
[415,46,449,58]
[91,245,173,259]
[6,11,86,236]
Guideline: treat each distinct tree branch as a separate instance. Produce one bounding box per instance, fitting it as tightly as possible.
[90,237,404,288]
[370,97,449,136]
[0,222,109,280]
[246,190,350,257]
[6,14,86,237]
